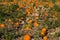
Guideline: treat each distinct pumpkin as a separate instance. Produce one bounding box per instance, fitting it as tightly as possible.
[41,28,47,35]
[14,22,19,27]
[41,28,47,33]
[25,26,30,30]
[24,34,31,40]
[40,31,45,36]
[43,36,48,40]
[27,11,31,16]
[15,22,19,25]
[0,23,5,28]
[29,19,33,24]
[34,22,39,27]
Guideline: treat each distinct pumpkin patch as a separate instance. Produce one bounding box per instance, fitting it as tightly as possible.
[0,0,60,40]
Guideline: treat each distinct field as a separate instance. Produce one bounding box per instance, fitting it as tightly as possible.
[0,0,60,40]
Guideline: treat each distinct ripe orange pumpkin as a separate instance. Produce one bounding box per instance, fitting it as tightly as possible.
[15,22,19,25]
[24,34,31,40]
[27,11,31,16]
[40,31,45,36]
[25,26,30,30]
[41,28,47,33]
[43,36,48,40]
[29,19,33,24]
[14,22,19,27]
[41,28,47,35]
[34,22,39,27]
[0,23,5,28]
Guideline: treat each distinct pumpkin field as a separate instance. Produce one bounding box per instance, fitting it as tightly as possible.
[0,0,60,40]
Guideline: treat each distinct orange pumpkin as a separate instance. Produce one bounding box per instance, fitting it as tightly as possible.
[34,22,39,27]
[0,23,5,28]
[43,36,48,40]
[25,26,30,30]
[41,28,47,33]
[27,11,31,16]
[40,31,45,36]
[15,22,19,25]
[29,19,33,24]
[24,34,31,40]
[14,22,19,27]
[40,28,47,35]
